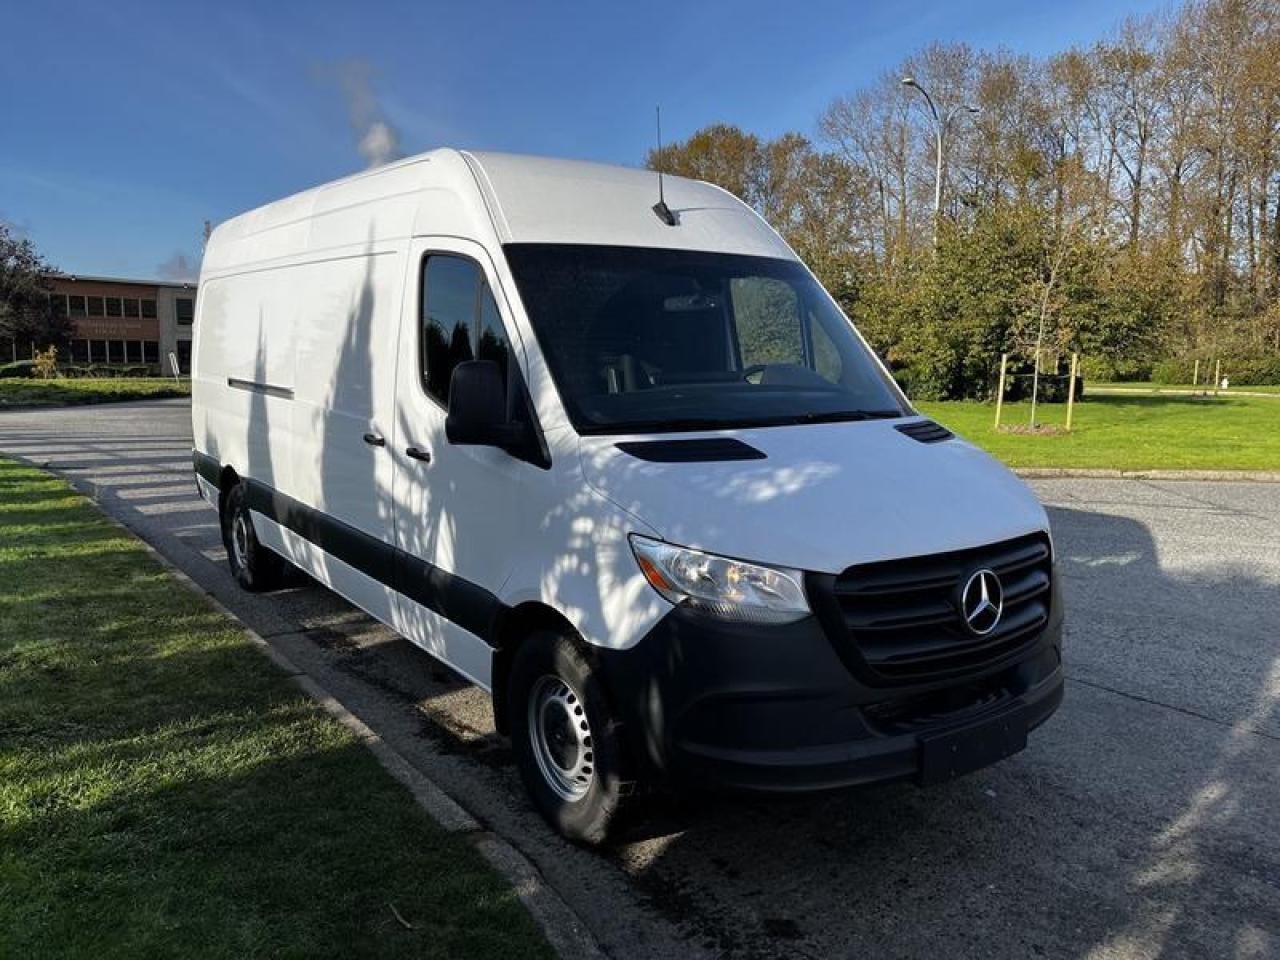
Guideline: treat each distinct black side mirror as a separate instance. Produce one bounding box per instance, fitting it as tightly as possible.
[446,360,551,468]
[446,360,508,445]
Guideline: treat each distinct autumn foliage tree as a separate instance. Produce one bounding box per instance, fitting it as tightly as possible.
[647,0,1280,397]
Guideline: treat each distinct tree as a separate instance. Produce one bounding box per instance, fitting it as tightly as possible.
[644,0,1280,398]
[0,223,67,354]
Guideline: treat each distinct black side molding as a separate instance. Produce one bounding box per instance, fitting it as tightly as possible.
[193,449,221,487]
[895,420,954,444]
[616,437,766,463]
[238,476,504,645]
[228,377,294,400]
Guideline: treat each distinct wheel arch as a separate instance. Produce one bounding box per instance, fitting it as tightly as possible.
[489,601,585,735]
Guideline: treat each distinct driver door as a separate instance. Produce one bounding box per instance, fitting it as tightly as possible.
[391,238,528,688]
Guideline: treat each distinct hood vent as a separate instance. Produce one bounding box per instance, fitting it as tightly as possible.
[895,420,954,444]
[616,437,766,463]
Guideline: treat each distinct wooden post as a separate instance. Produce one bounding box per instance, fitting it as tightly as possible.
[994,353,1008,429]
[1214,358,1221,396]
[1192,358,1200,388]
[1065,352,1079,432]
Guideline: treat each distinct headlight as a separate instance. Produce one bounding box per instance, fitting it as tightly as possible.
[629,535,810,624]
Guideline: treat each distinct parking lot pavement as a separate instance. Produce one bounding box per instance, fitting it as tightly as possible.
[3,397,1277,960]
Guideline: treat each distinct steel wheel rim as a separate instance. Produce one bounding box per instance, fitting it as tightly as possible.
[528,675,594,802]
[232,511,249,569]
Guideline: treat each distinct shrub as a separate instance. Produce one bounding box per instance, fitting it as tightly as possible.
[32,346,59,380]
[1152,355,1280,386]
[1080,356,1152,382]
[0,360,35,379]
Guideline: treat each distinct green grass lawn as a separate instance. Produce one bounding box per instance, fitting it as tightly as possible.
[0,458,552,959]
[0,377,191,408]
[1089,381,1280,395]
[917,394,1280,471]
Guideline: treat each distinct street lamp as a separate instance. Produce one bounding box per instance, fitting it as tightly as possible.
[901,76,979,246]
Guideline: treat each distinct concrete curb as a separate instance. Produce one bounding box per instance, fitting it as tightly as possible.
[40,464,608,960]
[1015,467,1280,483]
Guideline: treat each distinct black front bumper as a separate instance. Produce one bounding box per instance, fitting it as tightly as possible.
[594,578,1064,793]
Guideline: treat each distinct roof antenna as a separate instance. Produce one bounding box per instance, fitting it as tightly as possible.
[652,106,677,226]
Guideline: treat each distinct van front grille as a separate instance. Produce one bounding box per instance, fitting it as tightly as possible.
[806,533,1052,685]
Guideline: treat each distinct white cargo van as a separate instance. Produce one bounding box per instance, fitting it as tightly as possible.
[192,149,1063,843]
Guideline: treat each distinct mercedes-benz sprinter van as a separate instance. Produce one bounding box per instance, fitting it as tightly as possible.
[192,149,1063,843]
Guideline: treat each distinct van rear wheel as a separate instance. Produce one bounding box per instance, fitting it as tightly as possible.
[509,630,633,845]
[220,482,284,592]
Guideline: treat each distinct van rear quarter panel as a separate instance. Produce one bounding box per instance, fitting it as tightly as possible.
[194,269,297,493]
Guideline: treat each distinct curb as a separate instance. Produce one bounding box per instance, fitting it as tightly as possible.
[1015,467,1280,483]
[40,464,609,960]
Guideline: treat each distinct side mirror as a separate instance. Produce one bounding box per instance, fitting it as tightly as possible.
[445,360,551,468]
[446,360,509,446]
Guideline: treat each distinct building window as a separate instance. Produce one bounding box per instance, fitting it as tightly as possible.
[71,339,90,363]
[87,296,105,316]
[105,297,122,318]
[123,298,140,318]
[141,299,157,318]
[176,340,192,373]
[69,295,86,316]
[49,294,68,316]
[144,341,159,363]
[176,297,194,325]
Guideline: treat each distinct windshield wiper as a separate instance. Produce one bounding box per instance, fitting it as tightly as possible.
[582,410,905,435]
[773,410,904,425]
[582,418,742,435]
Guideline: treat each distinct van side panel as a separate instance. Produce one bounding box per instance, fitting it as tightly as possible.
[288,248,403,536]
[193,269,297,493]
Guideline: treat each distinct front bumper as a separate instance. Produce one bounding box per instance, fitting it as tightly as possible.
[594,579,1064,793]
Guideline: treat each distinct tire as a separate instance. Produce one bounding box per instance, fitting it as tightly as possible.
[509,630,634,845]
[220,482,284,592]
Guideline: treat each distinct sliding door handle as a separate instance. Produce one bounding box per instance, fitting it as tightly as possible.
[362,433,386,447]
[405,445,432,463]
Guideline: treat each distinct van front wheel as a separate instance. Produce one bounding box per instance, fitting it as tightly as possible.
[509,631,633,844]
[220,482,284,592]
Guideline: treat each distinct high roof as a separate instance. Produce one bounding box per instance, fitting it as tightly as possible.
[202,148,795,278]
[464,150,793,258]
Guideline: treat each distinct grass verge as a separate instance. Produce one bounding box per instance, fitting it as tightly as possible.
[0,457,552,959]
[0,378,191,408]
[917,394,1280,471]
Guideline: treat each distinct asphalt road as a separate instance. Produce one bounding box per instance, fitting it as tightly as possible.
[3,397,1278,960]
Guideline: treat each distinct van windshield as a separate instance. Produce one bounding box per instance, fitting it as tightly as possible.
[502,244,909,435]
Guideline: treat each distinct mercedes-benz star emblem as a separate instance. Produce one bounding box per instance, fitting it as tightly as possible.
[961,569,1004,636]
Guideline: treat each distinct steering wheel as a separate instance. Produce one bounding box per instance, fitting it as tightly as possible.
[741,364,769,383]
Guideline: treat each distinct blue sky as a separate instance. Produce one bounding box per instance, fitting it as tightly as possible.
[0,0,1167,280]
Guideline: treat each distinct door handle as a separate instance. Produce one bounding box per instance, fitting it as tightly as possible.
[362,433,386,447]
[405,445,432,463]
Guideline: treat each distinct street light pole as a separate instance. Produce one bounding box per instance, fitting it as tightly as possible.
[901,76,978,248]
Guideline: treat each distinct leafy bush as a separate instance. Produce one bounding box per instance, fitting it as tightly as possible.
[58,363,161,379]
[1080,356,1152,382]
[0,361,35,379]
[33,346,59,380]
[1152,355,1280,386]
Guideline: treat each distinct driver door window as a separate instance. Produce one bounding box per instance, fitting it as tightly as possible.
[421,255,510,406]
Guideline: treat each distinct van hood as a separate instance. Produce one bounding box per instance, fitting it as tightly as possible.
[579,419,1049,574]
